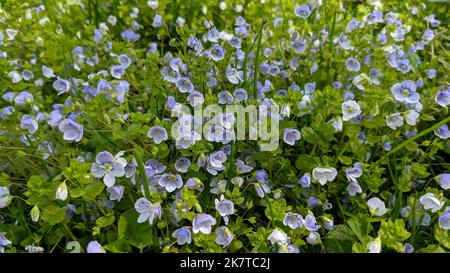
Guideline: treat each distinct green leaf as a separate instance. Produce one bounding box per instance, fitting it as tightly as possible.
[84,182,105,201]
[42,205,66,225]
[378,219,411,252]
[295,154,318,172]
[434,224,450,249]
[118,209,154,248]
[27,175,46,190]
[347,216,371,244]
[323,225,355,253]
[301,127,320,144]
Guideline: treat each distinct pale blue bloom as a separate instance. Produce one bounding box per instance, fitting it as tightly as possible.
[215,195,234,217]
[53,78,71,95]
[345,57,360,71]
[135,197,161,224]
[367,197,388,216]
[386,113,404,130]
[347,181,362,196]
[192,214,216,234]
[0,186,10,208]
[58,119,83,142]
[438,210,450,230]
[294,4,311,18]
[159,173,183,192]
[147,126,168,144]
[20,115,38,134]
[14,91,33,106]
[304,213,320,231]
[87,240,105,253]
[435,88,450,107]
[283,212,304,229]
[152,13,163,28]
[435,173,450,190]
[121,29,140,42]
[172,228,192,245]
[299,173,311,188]
[434,124,450,139]
[346,162,363,182]
[107,185,124,201]
[391,80,419,104]
[176,77,194,94]
[236,159,253,174]
[90,151,126,187]
[209,44,225,62]
[215,226,233,247]
[283,129,301,146]
[175,157,191,173]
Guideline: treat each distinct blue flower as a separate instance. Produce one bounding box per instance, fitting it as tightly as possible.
[14,91,33,106]
[58,119,83,142]
[53,78,71,95]
[391,80,419,104]
[346,162,363,182]
[121,29,140,42]
[187,91,204,107]
[161,66,180,83]
[386,112,404,130]
[435,173,450,190]
[147,126,168,144]
[217,91,234,104]
[186,177,204,191]
[236,159,253,174]
[206,151,227,175]
[346,18,359,32]
[283,212,304,229]
[90,151,127,187]
[135,197,161,224]
[294,4,311,19]
[367,197,388,216]
[226,65,243,84]
[283,129,301,146]
[175,157,191,173]
[0,186,10,208]
[345,57,360,72]
[215,226,233,247]
[342,100,361,121]
[298,173,311,188]
[209,44,225,62]
[152,13,163,28]
[435,88,450,107]
[193,214,216,234]
[172,228,192,245]
[87,240,105,253]
[396,59,411,74]
[308,196,320,207]
[20,114,38,134]
[93,29,104,43]
[159,173,183,192]
[47,110,62,127]
[438,210,450,230]
[267,228,289,245]
[215,194,234,217]
[176,77,194,93]
[404,243,414,253]
[107,185,124,201]
[0,232,11,250]
[291,40,306,53]
[347,181,363,196]
[434,124,450,139]
[304,213,320,231]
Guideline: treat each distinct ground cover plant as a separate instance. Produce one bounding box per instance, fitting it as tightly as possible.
[0,0,449,253]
